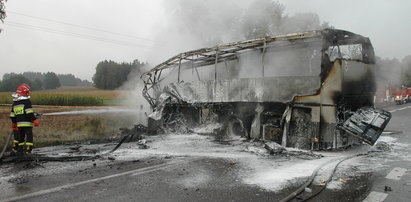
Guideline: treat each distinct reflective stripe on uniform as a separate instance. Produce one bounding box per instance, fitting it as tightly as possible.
[17,121,33,127]
[13,140,19,143]
[13,105,25,115]
[25,142,33,146]
[10,112,16,117]
[25,108,34,114]
[18,142,25,146]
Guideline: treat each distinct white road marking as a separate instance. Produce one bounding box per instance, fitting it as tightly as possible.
[389,106,411,113]
[362,191,388,202]
[385,167,407,180]
[2,160,181,202]
[382,131,402,135]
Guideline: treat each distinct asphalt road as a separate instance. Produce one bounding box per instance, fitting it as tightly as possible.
[294,103,411,202]
[1,156,298,202]
[359,104,411,202]
[1,103,410,202]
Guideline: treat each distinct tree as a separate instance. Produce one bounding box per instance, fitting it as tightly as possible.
[32,78,43,91]
[282,12,331,34]
[241,0,286,39]
[0,0,6,23]
[0,75,33,92]
[22,72,44,82]
[43,72,61,89]
[93,59,146,90]
[58,73,91,86]
[401,55,411,86]
[93,60,109,89]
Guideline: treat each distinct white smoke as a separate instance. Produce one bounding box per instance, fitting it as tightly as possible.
[147,0,328,65]
[118,0,330,124]
[117,64,153,125]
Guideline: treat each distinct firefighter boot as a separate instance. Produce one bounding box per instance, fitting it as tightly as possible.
[25,142,33,155]
[17,142,25,156]
[11,140,20,156]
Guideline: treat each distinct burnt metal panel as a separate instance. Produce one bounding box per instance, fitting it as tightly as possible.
[340,107,391,145]
[161,76,321,103]
[342,61,376,96]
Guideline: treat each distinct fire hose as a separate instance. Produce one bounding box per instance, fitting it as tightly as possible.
[279,152,369,202]
[0,129,138,163]
[0,131,13,161]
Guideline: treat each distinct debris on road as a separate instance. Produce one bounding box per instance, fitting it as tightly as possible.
[304,187,312,193]
[264,142,286,155]
[339,178,348,183]
[118,124,147,142]
[384,185,392,192]
[373,141,392,151]
[138,139,149,149]
[340,107,391,145]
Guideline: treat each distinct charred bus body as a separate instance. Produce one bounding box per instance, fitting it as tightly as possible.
[142,29,390,150]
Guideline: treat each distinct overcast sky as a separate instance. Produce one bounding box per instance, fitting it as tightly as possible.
[0,0,410,81]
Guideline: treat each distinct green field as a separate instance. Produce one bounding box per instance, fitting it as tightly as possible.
[0,86,125,106]
[0,87,139,148]
[0,105,138,148]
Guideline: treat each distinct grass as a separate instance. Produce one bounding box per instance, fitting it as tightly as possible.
[0,106,138,148]
[0,86,125,106]
[0,86,141,149]
[31,94,104,106]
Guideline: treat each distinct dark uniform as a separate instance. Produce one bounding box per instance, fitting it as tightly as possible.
[10,98,37,154]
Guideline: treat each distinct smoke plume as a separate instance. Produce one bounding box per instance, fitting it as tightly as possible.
[119,0,331,123]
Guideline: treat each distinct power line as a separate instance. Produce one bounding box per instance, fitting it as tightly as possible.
[4,21,153,49]
[7,10,155,42]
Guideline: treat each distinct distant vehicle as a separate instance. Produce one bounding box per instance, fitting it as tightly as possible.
[393,86,411,104]
[142,29,391,150]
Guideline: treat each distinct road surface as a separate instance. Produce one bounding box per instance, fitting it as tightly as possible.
[0,104,410,202]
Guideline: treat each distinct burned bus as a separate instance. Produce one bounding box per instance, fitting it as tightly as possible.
[141,29,391,150]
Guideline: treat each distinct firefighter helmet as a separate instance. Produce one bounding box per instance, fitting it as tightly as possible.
[16,83,30,96]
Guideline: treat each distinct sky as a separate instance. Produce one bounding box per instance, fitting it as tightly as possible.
[0,0,410,81]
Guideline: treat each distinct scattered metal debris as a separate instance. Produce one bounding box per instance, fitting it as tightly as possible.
[373,141,392,151]
[8,177,29,185]
[384,185,392,192]
[109,124,148,153]
[286,150,324,160]
[264,142,286,155]
[119,124,147,142]
[340,107,391,145]
[137,139,149,149]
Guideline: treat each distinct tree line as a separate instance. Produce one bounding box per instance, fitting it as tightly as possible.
[92,59,146,90]
[0,72,91,92]
[376,55,411,87]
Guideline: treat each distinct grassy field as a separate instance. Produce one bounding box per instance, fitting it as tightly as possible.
[0,105,139,148]
[0,86,142,150]
[0,86,125,106]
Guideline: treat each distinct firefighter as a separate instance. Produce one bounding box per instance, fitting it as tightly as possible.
[9,83,39,155]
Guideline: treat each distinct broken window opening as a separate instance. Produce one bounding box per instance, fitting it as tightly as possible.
[327,44,363,62]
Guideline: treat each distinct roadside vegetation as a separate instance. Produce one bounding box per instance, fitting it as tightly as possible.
[0,105,138,147]
[0,86,123,106]
[0,86,137,148]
